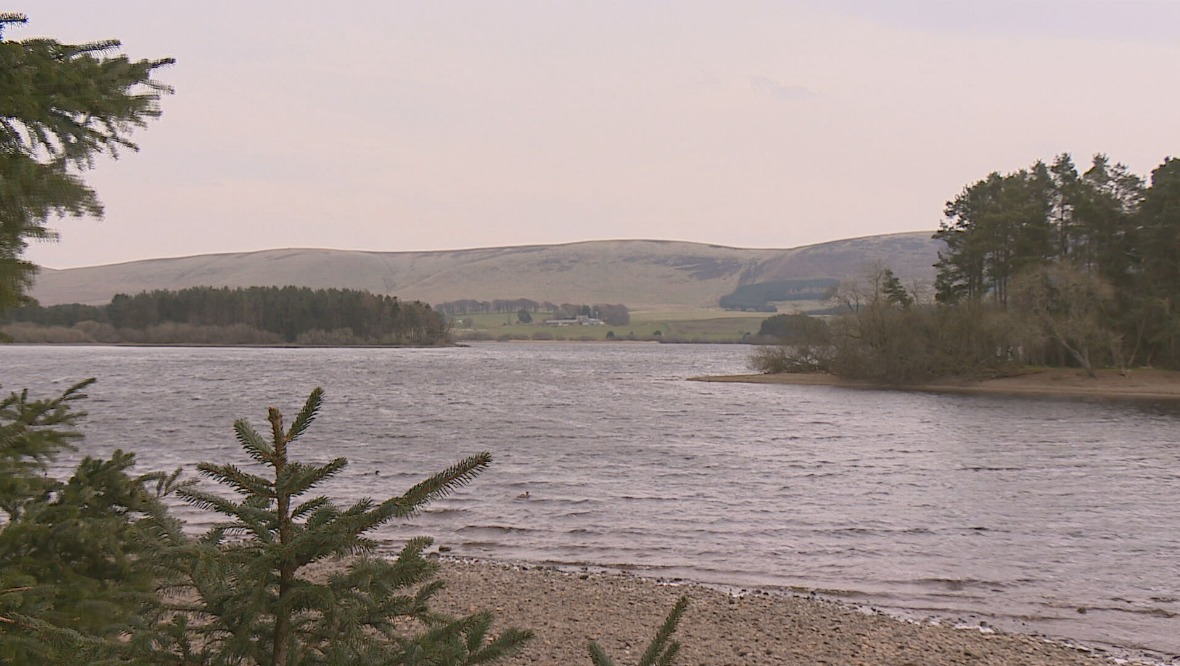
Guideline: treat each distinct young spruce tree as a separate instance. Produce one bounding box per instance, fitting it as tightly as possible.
[145,387,531,665]
[1,379,181,665]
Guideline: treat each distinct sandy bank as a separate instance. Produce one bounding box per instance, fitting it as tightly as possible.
[691,368,1180,402]
[431,559,1119,666]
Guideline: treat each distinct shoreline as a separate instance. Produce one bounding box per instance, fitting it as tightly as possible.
[428,557,1141,665]
[691,368,1180,402]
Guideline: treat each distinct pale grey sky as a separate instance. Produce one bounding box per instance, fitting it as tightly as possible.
[18,1,1180,268]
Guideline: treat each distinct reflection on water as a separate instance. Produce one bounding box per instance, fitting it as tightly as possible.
[2,343,1178,659]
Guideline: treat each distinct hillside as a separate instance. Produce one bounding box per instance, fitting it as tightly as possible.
[30,232,941,309]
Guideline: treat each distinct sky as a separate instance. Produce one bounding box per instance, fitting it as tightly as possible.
[15,1,1180,269]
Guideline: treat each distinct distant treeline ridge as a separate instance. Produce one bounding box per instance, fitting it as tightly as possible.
[719,279,840,312]
[2,286,449,345]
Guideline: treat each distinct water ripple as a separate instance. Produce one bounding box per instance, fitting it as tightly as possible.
[2,342,1178,659]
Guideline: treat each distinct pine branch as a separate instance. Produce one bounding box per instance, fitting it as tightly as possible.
[233,420,274,464]
[587,596,689,666]
[636,596,689,666]
[275,458,347,497]
[285,387,322,442]
[290,495,330,520]
[378,452,493,522]
[196,462,275,499]
[588,641,617,666]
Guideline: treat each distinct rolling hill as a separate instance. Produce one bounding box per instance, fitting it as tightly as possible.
[30,232,942,310]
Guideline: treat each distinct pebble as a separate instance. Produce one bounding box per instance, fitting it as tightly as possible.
[429,559,1124,666]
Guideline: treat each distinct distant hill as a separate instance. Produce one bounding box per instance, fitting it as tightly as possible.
[30,232,942,310]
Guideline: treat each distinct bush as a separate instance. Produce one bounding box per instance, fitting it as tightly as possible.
[295,327,359,345]
[748,344,833,374]
[1,322,91,343]
[757,314,830,342]
[73,320,120,343]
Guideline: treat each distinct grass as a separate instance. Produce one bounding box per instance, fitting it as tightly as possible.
[450,309,785,343]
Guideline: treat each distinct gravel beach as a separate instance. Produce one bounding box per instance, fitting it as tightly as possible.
[430,559,1121,666]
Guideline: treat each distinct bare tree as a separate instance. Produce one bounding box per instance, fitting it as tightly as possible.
[1009,261,1122,377]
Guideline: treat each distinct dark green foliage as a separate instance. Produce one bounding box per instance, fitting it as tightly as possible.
[0,379,183,665]
[720,279,839,311]
[0,301,106,327]
[757,313,829,342]
[1136,158,1180,366]
[0,378,91,520]
[0,13,172,311]
[107,286,447,344]
[144,387,531,665]
[933,152,1180,370]
[879,269,913,308]
[935,166,1055,306]
[588,596,689,666]
[0,453,177,664]
[3,285,451,345]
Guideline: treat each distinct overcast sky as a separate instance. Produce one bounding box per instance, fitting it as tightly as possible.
[17,1,1180,269]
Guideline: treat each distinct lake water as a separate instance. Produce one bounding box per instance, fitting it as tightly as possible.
[2,343,1178,661]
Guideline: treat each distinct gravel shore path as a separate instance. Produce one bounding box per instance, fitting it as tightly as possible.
[432,559,1119,666]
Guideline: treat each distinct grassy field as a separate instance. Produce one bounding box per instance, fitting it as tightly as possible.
[450,308,800,343]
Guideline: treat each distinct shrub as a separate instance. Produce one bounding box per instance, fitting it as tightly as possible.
[748,344,833,374]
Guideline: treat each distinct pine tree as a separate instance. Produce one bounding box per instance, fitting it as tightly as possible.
[143,387,532,665]
[0,378,91,519]
[0,13,172,310]
[0,379,182,665]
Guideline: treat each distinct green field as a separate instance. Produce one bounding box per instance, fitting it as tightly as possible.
[450,308,790,343]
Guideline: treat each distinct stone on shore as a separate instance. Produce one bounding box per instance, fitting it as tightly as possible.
[431,559,1115,666]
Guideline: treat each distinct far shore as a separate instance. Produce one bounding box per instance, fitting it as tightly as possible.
[691,367,1180,401]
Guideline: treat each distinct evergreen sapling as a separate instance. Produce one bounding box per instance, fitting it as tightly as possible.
[146,387,532,665]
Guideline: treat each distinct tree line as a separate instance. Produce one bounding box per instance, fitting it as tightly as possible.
[719,279,839,312]
[436,298,550,315]
[754,153,1180,380]
[935,153,1180,370]
[437,298,630,326]
[3,285,450,345]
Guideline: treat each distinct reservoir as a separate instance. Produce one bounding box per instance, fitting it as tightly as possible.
[3,343,1178,660]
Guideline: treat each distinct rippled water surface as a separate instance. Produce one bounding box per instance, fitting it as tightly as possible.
[3,343,1178,659]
